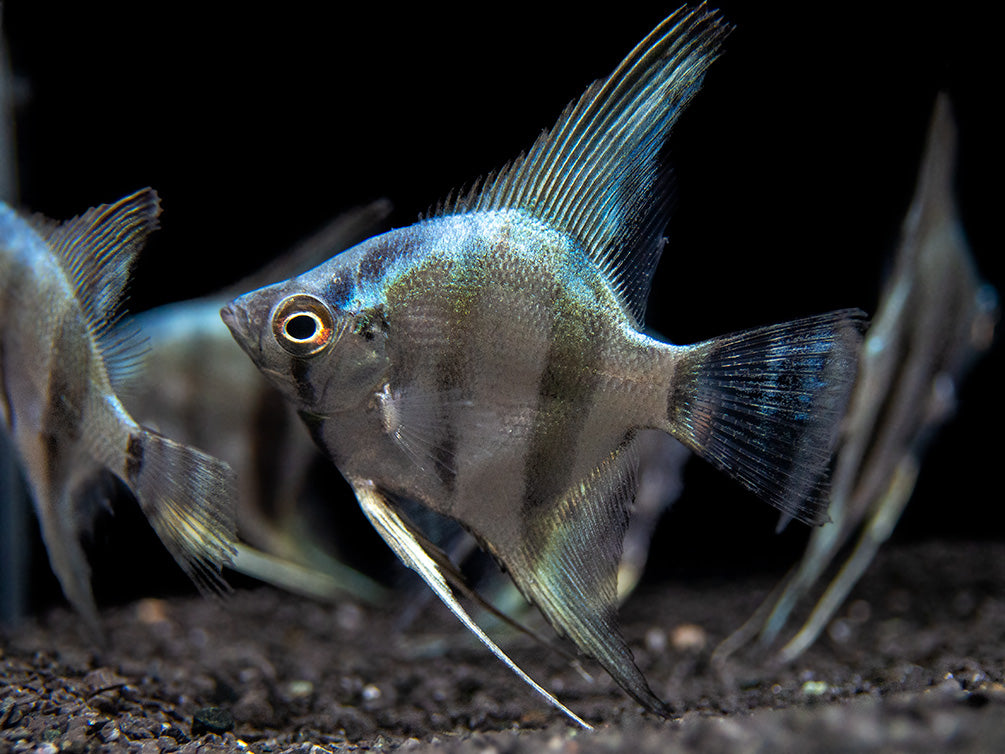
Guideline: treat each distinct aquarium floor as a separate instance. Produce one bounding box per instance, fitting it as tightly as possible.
[4,539,1005,753]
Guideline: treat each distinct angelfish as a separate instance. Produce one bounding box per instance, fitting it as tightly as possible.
[223,6,864,725]
[0,188,236,637]
[116,201,393,604]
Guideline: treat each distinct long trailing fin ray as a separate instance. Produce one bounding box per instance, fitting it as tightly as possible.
[378,492,595,668]
[665,310,868,525]
[32,468,120,642]
[230,543,390,607]
[500,435,670,716]
[432,5,729,324]
[352,480,593,729]
[124,430,237,597]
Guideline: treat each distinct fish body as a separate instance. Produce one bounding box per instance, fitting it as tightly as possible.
[716,94,998,665]
[0,189,236,637]
[124,297,311,551]
[224,6,864,724]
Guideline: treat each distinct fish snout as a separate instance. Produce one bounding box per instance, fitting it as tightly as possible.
[220,300,256,354]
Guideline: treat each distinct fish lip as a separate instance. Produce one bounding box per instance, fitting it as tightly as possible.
[220,300,253,349]
[219,300,240,332]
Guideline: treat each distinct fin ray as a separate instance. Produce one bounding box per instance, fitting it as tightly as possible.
[124,430,237,597]
[42,188,161,384]
[353,479,593,729]
[501,435,670,715]
[433,5,730,324]
[665,309,867,524]
[44,188,160,333]
[377,384,526,477]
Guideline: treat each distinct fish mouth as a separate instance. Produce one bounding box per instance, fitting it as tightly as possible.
[220,301,254,354]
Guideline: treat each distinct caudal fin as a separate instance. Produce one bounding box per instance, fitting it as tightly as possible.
[665,309,867,525]
[124,430,237,595]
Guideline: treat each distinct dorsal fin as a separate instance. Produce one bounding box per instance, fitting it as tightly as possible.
[43,187,160,337]
[433,6,729,324]
[42,188,160,385]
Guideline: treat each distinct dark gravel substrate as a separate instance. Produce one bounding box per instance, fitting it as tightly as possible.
[4,539,1004,753]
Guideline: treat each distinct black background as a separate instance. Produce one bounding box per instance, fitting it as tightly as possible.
[3,3,1000,605]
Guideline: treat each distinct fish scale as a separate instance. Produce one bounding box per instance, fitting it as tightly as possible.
[223,5,865,726]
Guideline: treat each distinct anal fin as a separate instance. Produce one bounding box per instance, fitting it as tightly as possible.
[501,435,670,716]
[352,478,593,729]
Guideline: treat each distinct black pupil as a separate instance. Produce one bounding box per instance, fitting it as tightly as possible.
[286,313,318,340]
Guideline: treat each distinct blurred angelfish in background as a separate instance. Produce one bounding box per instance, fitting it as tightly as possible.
[0,14,30,628]
[0,188,237,638]
[117,200,393,604]
[223,6,865,725]
[715,94,998,667]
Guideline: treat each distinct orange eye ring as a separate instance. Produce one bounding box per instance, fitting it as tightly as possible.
[271,294,335,357]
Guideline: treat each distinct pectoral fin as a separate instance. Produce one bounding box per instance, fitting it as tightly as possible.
[352,478,593,729]
[376,384,525,479]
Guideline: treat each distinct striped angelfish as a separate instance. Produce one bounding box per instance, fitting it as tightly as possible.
[0,188,236,638]
[222,6,865,727]
[715,94,999,666]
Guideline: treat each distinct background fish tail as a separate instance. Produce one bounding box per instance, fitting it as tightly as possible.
[664,309,867,525]
[122,430,237,596]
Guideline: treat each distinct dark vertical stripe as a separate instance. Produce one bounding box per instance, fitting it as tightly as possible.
[382,225,479,497]
[357,234,411,285]
[42,315,90,489]
[251,387,293,520]
[425,254,479,495]
[290,357,316,406]
[520,271,604,520]
[325,274,354,309]
[125,432,145,484]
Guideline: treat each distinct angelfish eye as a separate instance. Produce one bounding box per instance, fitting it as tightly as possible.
[271,294,336,357]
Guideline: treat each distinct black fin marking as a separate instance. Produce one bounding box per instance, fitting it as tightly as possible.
[666,309,867,525]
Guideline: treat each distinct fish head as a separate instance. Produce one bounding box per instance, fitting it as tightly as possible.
[221,254,390,417]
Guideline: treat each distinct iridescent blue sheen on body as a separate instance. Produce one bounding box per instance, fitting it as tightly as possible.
[222,6,865,727]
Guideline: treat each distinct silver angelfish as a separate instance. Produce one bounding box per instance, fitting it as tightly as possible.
[118,201,392,604]
[0,188,236,637]
[223,6,864,726]
[715,94,998,666]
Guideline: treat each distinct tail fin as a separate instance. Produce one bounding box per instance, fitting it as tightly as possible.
[665,309,867,525]
[123,430,237,595]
